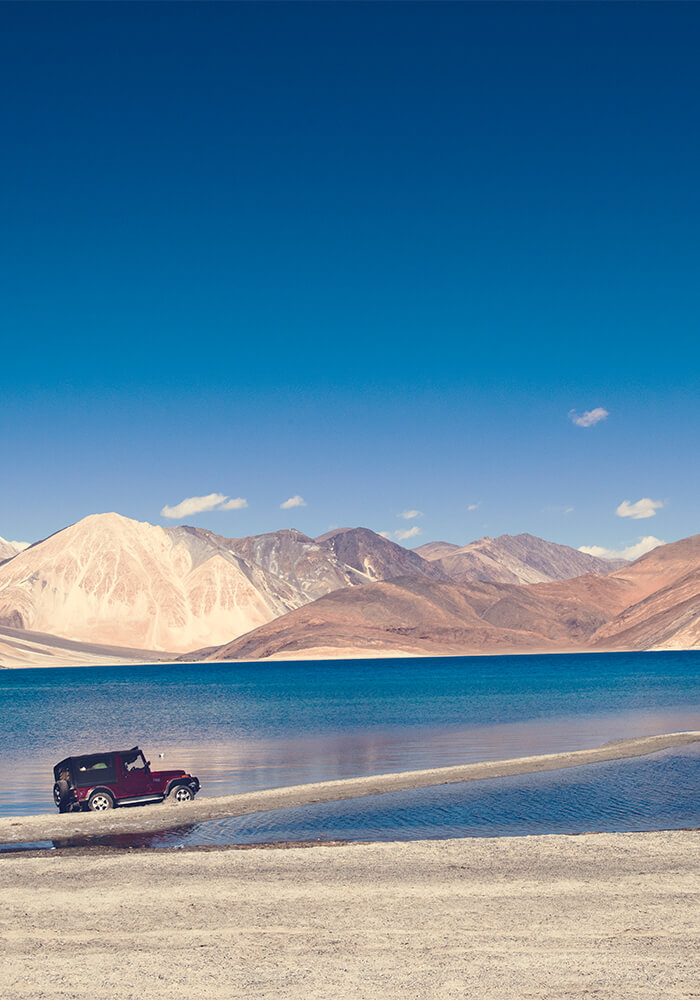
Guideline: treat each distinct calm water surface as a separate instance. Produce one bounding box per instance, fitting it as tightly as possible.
[1,650,698,818]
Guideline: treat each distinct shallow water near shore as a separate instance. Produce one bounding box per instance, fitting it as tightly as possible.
[3,743,697,852]
[1,649,699,819]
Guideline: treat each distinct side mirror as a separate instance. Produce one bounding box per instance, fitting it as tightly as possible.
[147,761,151,768]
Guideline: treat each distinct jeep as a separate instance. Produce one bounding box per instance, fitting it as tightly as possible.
[53,746,200,812]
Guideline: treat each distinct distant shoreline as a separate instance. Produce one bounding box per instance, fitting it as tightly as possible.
[2,639,699,671]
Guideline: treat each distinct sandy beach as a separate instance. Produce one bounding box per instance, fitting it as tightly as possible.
[2,733,698,998]
[1,830,698,999]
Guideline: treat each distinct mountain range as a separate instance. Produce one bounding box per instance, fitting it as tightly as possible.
[0,512,696,666]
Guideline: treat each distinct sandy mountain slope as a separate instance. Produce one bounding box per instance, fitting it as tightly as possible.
[587,535,700,650]
[316,527,449,583]
[435,532,626,585]
[0,513,305,652]
[201,574,614,661]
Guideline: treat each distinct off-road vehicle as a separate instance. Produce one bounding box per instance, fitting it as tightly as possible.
[53,746,200,812]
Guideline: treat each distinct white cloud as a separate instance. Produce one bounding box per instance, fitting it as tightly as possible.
[281,495,307,509]
[616,498,664,520]
[161,493,228,519]
[395,526,422,541]
[378,531,393,539]
[398,509,422,520]
[161,493,248,519]
[467,503,480,511]
[568,407,609,428]
[578,536,664,561]
[219,497,248,510]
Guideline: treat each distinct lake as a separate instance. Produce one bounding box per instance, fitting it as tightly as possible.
[2,650,698,824]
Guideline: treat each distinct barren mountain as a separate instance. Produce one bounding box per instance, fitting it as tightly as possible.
[412,541,461,562]
[200,574,609,662]
[199,534,699,661]
[222,528,365,598]
[587,535,700,650]
[1,510,696,665]
[0,513,305,652]
[434,533,626,585]
[316,527,449,583]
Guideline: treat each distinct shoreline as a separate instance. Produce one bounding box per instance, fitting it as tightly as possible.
[2,830,697,999]
[3,644,699,671]
[2,730,698,846]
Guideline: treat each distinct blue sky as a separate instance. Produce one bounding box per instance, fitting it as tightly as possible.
[1,3,698,556]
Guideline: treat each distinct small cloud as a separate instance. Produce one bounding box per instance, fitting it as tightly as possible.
[161,493,228,519]
[398,509,423,520]
[568,407,609,428]
[542,505,575,515]
[281,495,307,509]
[161,493,248,519]
[578,536,664,561]
[467,503,480,511]
[378,531,393,539]
[616,498,664,520]
[219,497,248,510]
[395,526,422,541]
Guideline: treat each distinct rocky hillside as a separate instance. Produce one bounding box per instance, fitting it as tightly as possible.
[0,513,304,652]
[429,532,626,585]
[199,534,699,660]
[316,527,449,583]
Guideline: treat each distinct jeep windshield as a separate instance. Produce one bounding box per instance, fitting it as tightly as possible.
[122,749,148,772]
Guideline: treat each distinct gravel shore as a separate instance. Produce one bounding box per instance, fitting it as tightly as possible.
[1,830,698,999]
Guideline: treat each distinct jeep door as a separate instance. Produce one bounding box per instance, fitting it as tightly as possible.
[119,749,153,798]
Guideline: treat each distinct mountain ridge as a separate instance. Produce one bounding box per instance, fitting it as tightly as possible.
[0,513,695,663]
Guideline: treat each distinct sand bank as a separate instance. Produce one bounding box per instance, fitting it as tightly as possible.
[1,731,698,846]
[1,830,698,999]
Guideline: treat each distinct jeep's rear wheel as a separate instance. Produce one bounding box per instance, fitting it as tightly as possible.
[87,791,114,812]
[170,785,194,803]
[53,780,70,809]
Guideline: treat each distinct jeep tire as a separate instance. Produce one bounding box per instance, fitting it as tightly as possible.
[170,784,194,803]
[87,791,114,811]
[54,780,70,810]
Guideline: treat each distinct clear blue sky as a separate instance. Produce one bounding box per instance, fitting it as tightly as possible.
[1,2,698,556]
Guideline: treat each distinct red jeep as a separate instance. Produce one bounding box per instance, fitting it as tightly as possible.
[53,746,200,812]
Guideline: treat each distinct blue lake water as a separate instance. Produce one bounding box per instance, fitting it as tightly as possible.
[1,650,698,821]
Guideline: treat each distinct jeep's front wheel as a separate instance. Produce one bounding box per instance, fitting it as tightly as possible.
[87,791,114,812]
[170,785,194,803]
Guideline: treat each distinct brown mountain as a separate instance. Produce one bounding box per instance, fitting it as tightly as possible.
[199,534,699,661]
[413,541,461,562]
[433,532,626,585]
[316,527,449,583]
[587,535,700,650]
[200,574,608,662]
